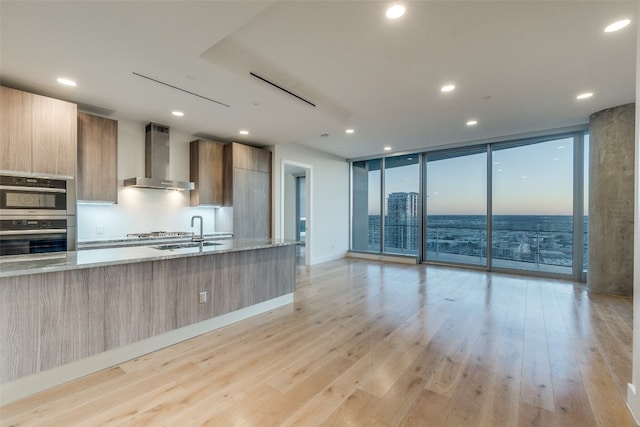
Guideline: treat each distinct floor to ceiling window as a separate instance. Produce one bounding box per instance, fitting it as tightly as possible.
[349,129,587,280]
[351,159,381,252]
[491,137,574,275]
[383,155,420,255]
[424,149,487,267]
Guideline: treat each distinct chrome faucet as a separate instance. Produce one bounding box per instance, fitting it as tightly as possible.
[191,215,204,242]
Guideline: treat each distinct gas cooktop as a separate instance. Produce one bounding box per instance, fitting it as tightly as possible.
[126,231,194,239]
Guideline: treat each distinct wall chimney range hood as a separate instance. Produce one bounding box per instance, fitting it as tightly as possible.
[124,123,194,191]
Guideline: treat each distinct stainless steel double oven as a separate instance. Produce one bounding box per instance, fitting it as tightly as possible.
[0,174,76,256]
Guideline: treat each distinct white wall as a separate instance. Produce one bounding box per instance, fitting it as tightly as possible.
[272,143,349,264]
[627,3,640,422]
[77,118,221,240]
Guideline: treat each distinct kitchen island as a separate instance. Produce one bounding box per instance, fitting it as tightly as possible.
[0,239,296,403]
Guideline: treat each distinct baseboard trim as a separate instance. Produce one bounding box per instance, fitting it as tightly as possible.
[627,383,640,425]
[0,293,294,406]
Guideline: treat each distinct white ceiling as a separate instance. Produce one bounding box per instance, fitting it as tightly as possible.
[0,1,636,159]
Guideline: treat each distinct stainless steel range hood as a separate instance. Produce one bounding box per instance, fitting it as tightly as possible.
[124,123,194,191]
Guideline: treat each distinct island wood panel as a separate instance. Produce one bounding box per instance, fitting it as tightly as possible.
[63,268,106,361]
[31,94,77,177]
[77,112,118,202]
[103,262,154,350]
[0,245,295,383]
[211,252,243,316]
[175,256,212,328]
[190,139,224,206]
[0,86,33,173]
[150,260,178,336]
[0,275,40,382]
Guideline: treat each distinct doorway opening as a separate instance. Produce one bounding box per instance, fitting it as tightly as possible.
[281,161,312,265]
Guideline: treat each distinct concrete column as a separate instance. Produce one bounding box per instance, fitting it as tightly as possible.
[588,103,635,296]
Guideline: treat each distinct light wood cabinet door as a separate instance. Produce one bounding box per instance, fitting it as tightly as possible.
[77,112,118,202]
[32,94,77,176]
[0,86,33,173]
[233,168,270,238]
[227,142,270,172]
[190,139,224,206]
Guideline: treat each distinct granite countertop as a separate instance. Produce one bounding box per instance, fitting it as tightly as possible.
[77,232,233,249]
[0,238,297,278]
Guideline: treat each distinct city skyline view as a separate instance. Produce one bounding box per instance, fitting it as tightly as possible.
[365,136,587,216]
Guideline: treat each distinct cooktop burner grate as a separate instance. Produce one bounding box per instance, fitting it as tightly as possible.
[126,231,194,239]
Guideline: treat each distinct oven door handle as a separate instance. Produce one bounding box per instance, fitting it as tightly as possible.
[0,185,66,193]
[0,229,67,236]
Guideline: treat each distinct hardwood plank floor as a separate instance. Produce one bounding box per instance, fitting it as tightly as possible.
[1,259,636,426]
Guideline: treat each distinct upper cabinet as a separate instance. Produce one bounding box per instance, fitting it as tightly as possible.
[0,86,32,173]
[77,112,118,202]
[227,141,271,173]
[0,86,77,176]
[190,139,224,207]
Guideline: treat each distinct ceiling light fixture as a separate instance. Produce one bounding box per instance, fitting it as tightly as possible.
[386,4,406,19]
[384,146,392,151]
[441,84,455,93]
[345,129,355,134]
[604,19,631,33]
[576,92,593,100]
[466,120,478,126]
[57,78,76,87]
[239,130,249,135]
[171,111,184,117]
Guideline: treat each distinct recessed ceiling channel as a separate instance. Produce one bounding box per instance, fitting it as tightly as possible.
[132,72,230,108]
[249,72,316,107]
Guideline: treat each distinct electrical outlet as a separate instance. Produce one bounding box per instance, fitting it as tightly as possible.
[96,224,104,234]
[198,291,207,304]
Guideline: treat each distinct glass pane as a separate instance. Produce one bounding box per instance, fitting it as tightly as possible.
[583,134,589,271]
[352,159,381,252]
[425,151,487,266]
[383,155,419,255]
[492,138,573,274]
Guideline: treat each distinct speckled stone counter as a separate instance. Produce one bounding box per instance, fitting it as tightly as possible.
[0,238,295,278]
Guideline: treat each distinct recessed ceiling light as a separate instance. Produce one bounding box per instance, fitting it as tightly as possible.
[345,129,355,134]
[239,130,249,135]
[171,111,184,117]
[57,78,76,87]
[441,84,456,93]
[466,120,478,126]
[384,146,392,151]
[605,19,631,33]
[576,92,593,100]
[386,4,405,19]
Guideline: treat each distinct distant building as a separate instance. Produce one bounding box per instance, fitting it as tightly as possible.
[385,192,419,252]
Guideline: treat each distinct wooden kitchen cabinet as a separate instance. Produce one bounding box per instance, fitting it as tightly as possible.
[77,112,118,202]
[223,142,271,238]
[228,141,270,173]
[0,86,77,176]
[0,86,32,173]
[190,139,224,206]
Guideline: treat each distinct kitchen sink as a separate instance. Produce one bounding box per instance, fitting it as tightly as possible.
[152,242,222,250]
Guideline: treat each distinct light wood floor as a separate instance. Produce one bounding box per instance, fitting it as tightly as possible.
[0,258,636,426]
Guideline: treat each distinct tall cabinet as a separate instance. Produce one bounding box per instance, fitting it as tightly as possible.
[0,86,77,176]
[190,139,225,207]
[77,112,118,202]
[224,143,271,239]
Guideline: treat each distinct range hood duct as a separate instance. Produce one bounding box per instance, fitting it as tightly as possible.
[123,123,195,191]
